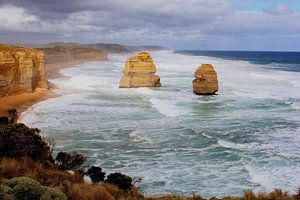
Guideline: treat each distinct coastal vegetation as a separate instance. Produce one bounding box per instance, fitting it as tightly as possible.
[0,111,139,199]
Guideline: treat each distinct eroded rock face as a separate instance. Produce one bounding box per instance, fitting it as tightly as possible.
[0,44,48,97]
[119,52,161,88]
[39,46,108,64]
[193,64,218,95]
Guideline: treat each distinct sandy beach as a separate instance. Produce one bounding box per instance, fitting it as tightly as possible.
[0,90,49,116]
[0,61,86,117]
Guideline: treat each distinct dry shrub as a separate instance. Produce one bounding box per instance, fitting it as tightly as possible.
[268,189,290,200]
[0,158,22,179]
[101,183,118,197]
[68,183,114,200]
[146,194,205,200]
[243,191,257,200]
[0,157,83,193]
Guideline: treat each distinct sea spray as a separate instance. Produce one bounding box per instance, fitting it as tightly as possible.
[20,50,300,197]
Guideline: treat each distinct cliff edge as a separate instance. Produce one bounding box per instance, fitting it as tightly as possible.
[0,44,48,97]
[39,45,108,64]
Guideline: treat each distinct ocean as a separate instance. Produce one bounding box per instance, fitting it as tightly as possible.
[20,50,300,197]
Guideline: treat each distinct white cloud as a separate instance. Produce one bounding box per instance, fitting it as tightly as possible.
[0,4,38,31]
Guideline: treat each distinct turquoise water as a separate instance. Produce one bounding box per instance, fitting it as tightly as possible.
[20,51,300,197]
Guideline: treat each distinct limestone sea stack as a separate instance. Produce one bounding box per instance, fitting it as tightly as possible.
[119,52,161,88]
[193,64,218,95]
[0,44,48,97]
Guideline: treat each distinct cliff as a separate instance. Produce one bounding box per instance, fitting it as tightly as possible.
[40,42,167,54]
[39,46,108,64]
[119,52,161,88]
[0,44,48,97]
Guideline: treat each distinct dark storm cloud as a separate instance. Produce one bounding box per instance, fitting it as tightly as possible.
[0,0,299,50]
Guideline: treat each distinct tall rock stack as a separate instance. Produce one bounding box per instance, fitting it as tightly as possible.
[0,44,48,97]
[192,64,218,95]
[119,52,161,88]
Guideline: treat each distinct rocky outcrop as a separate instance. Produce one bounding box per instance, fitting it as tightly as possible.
[39,46,108,64]
[0,44,48,97]
[193,64,218,95]
[119,52,161,88]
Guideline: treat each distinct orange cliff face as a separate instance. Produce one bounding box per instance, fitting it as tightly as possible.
[39,46,108,64]
[0,44,48,97]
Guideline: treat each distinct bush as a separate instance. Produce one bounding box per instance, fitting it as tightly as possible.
[106,172,133,191]
[0,193,16,200]
[1,177,68,200]
[0,117,9,126]
[4,177,42,200]
[40,186,68,200]
[0,123,52,162]
[55,151,86,170]
[86,166,105,183]
[0,157,84,194]
[68,183,114,200]
[7,109,17,124]
[0,185,13,195]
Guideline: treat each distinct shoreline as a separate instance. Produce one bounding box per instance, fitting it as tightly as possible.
[0,60,93,118]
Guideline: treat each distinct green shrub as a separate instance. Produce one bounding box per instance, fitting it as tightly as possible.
[0,182,15,200]
[4,176,42,200]
[0,123,52,162]
[1,177,68,200]
[40,186,67,200]
[0,193,16,200]
[0,185,13,194]
[106,172,133,191]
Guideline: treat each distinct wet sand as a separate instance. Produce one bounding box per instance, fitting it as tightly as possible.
[0,61,86,117]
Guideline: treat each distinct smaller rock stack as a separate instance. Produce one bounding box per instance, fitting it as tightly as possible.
[119,52,161,88]
[193,64,218,95]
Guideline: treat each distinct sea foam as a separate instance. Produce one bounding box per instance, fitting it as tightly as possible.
[19,50,300,196]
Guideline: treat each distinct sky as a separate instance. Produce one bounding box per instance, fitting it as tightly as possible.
[0,0,299,51]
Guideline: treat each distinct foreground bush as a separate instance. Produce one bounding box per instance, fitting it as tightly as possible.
[0,117,9,125]
[0,158,140,200]
[40,186,68,200]
[0,176,67,200]
[55,151,86,170]
[0,157,83,192]
[86,166,106,183]
[0,123,52,162]
[106,173,133,191]
[68,183,117,200]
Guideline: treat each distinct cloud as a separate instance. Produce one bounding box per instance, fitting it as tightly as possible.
[209,10,300,36]
[0,0,299,50]
[264,4,292,15]
[0,4,38,32]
